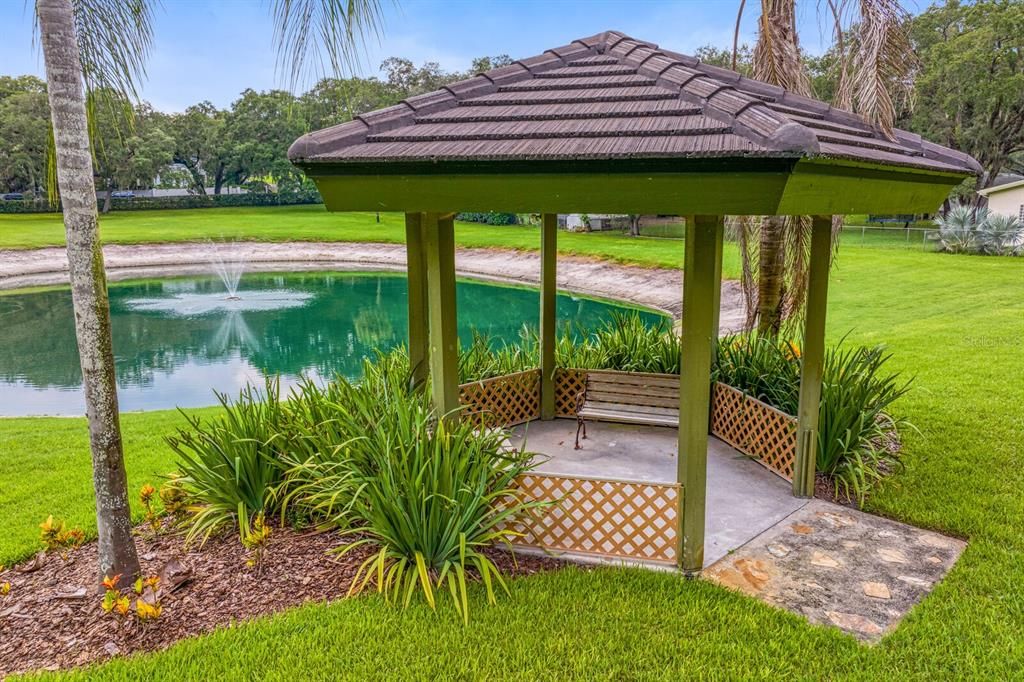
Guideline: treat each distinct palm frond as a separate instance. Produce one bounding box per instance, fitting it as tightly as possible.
[271,0,393,89]
[848,0,917,140]
[66,0,155,101]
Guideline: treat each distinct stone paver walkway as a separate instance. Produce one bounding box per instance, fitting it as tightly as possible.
[703,500,965,642]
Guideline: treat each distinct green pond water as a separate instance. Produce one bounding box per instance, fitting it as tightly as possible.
[0,271,663,416]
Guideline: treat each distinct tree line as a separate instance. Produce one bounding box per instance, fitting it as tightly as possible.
[3,1,1022,206]
[0,55,514,207]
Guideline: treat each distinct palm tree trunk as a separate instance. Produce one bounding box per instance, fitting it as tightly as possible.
[757,215,786,336]
[37,0,140,588]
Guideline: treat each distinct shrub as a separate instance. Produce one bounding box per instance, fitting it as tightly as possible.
[934,202,1022,256]
[458,330,539,383]
[166,382,289,545]
[333,387,544,622]
[935,203,986,253]
[817,344,911,499]
[564,313,680,374]
[456,211,519,225]
[715,333,911,501]
[978,213,1023,256]
[0,190,324,214]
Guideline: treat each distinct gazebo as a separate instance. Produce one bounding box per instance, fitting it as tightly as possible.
[289,30,979,573]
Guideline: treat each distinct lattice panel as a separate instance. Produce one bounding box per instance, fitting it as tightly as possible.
[710,382,797,480]
[553,368,588,417]
[505,473,679,564]
[459,369,540,428]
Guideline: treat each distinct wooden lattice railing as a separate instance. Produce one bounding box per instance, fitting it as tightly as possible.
[458,369,540,428]
[504,473,679,564]
[710,382,797,480]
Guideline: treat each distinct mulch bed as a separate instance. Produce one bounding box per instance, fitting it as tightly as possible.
[0,522,563,677]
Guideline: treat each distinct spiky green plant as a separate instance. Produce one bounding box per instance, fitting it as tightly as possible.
[167,381,289,546]
[337,402,545,624]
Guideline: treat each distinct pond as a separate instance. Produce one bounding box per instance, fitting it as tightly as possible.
[0,271,664,416]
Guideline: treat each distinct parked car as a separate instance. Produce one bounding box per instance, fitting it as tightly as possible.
[1,193,24,201]
[110,191,136,199]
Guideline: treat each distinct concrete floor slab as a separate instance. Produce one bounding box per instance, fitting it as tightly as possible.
[509,419,808,567]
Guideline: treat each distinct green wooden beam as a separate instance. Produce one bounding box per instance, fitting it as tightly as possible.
[313,172,788,215]
[309,160,964,215]
[539,213,557,420]
[423,212,460,417]
[678,214,724,574]
[405,213,428,391]
[792,215,832,497]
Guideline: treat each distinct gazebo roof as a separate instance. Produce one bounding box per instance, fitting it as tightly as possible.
[289,30,979,176]
[289,30,978,215]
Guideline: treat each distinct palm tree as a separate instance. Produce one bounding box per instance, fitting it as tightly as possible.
[34,0,386,587]
[735,0,916,334]
[35,0,157,587]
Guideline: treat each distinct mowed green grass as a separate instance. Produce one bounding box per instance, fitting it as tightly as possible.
[1,210,1023,678]
[0,205,744,276]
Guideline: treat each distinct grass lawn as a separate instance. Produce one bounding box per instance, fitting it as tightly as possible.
[1,209,1023,677]
[0,205,747,278]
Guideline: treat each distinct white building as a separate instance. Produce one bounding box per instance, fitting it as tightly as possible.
[978,178,1024,221]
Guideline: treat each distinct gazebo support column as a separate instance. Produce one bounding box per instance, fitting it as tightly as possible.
[423,212,460,417]
[539,213,557,420]
[793,215,833,497]
[405,213,429,391]
[678,214,724,574]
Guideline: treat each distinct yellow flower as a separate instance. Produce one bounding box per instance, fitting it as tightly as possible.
[135,598,162,620]
[787,340,802,359]
[140,484,157,503]
[114,596,132,616]
[1,582,10,597]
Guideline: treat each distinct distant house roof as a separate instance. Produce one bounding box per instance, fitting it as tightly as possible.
[978,178,1024,196]
[289,30,980,177]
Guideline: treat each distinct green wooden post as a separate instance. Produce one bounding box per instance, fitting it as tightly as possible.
[405,213,429,391]
[678,214,724,574]
[710,217,723,343]
[423,212,460,417]
[540,213,557,420]
[793,215,832,497]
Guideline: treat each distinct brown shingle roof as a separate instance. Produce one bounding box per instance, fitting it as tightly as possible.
[289,30,981,176]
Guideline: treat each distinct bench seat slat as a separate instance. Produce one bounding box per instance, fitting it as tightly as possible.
[585,370,680,389]
[578,407,678,428]
[585,390,680,410]
[585,381,679,398]
[583,400,679,418]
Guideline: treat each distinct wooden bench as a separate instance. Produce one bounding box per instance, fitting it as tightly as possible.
[575,370,680,448]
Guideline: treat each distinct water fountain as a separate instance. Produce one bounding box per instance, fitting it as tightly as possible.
[211,245,246,300]
[124,242,313,316]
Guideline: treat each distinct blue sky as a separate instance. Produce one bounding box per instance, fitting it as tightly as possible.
[5,0,858,112]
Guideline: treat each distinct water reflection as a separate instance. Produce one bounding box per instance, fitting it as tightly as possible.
[0,272,663,416]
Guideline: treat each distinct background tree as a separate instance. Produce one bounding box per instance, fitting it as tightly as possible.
[910,0,1024,188]
[222,89,308,191]
[166,102,230,195]
[34,0,154,587]
[0,76,50,196]
[92,99,174,211]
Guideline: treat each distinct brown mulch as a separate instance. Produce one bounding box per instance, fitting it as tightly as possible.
[0,522,563,677]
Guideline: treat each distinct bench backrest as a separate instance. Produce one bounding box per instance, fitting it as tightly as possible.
[583,370,680,418]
